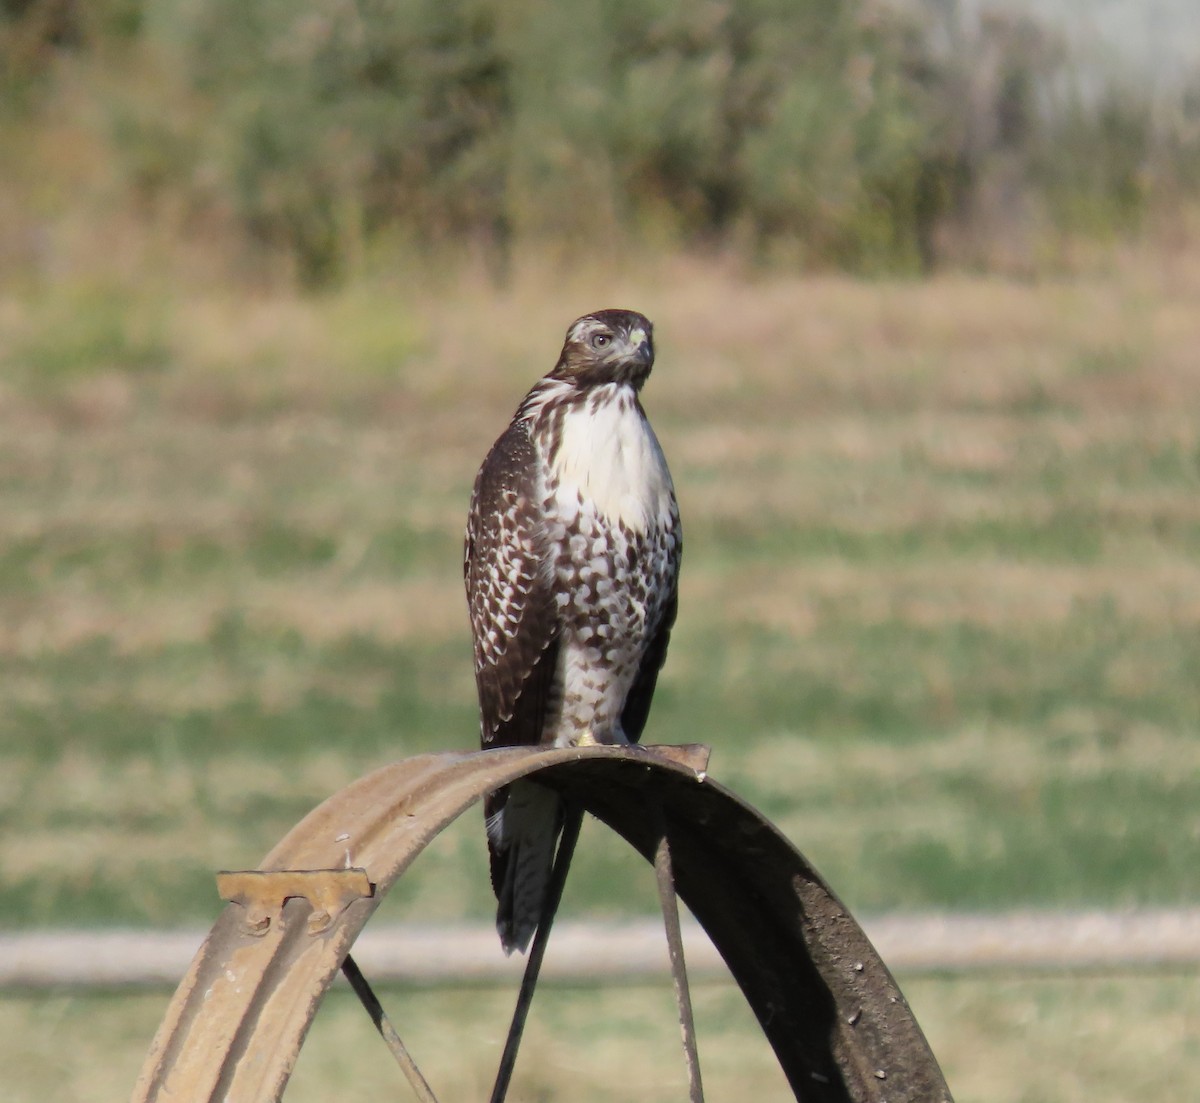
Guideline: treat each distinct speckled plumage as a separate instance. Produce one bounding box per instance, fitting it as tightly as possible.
[464,309,681,953]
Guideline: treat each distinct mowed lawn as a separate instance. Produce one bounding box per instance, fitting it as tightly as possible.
[3,973,1198,1103]
[2,256,1197,930]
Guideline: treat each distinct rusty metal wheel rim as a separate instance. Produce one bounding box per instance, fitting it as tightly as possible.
[132,745,952,1103]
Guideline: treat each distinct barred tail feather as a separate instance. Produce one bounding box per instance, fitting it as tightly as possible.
[487,781,563,955]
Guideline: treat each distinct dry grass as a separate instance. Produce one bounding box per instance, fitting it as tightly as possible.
[4,251,1198,647]
[1,248,1198,927]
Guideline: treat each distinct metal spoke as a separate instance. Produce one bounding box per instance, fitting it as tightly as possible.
[489,802,585,1103]
[654,819,705,1103]
[341,952,440,1103]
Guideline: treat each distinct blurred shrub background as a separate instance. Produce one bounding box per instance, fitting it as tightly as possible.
[3,0,1198,288]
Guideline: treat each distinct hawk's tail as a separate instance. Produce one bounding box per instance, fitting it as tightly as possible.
[486,780,565,955]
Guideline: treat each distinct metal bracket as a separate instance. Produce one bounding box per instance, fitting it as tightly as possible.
[643,743,711,777]
[216,869,375,936]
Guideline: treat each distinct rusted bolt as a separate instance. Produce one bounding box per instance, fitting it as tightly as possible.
[307,909,332,934]
[243,911,271,936]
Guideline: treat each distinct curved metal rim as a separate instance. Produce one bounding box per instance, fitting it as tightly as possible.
[131,745,952,1103]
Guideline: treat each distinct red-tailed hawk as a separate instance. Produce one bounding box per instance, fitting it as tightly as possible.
[465,309,681,953]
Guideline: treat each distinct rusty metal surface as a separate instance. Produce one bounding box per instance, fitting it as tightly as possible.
[131,745,952,1103]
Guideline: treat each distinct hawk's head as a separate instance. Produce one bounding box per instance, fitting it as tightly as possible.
[552,309,655,389]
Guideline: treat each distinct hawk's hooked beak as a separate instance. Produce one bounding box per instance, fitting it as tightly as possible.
[628,327,652,365]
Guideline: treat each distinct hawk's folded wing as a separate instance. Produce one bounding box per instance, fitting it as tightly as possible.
[464,420,559,750]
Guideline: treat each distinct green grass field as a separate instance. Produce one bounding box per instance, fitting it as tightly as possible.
[4,972,1198,1103]
[2,255,1198,1099]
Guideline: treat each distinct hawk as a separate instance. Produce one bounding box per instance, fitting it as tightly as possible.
[464,308,681,954]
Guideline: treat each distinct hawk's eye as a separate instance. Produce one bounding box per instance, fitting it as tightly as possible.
[591,333,611,350]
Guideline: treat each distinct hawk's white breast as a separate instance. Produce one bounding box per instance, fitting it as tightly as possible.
[549,386,674,535]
